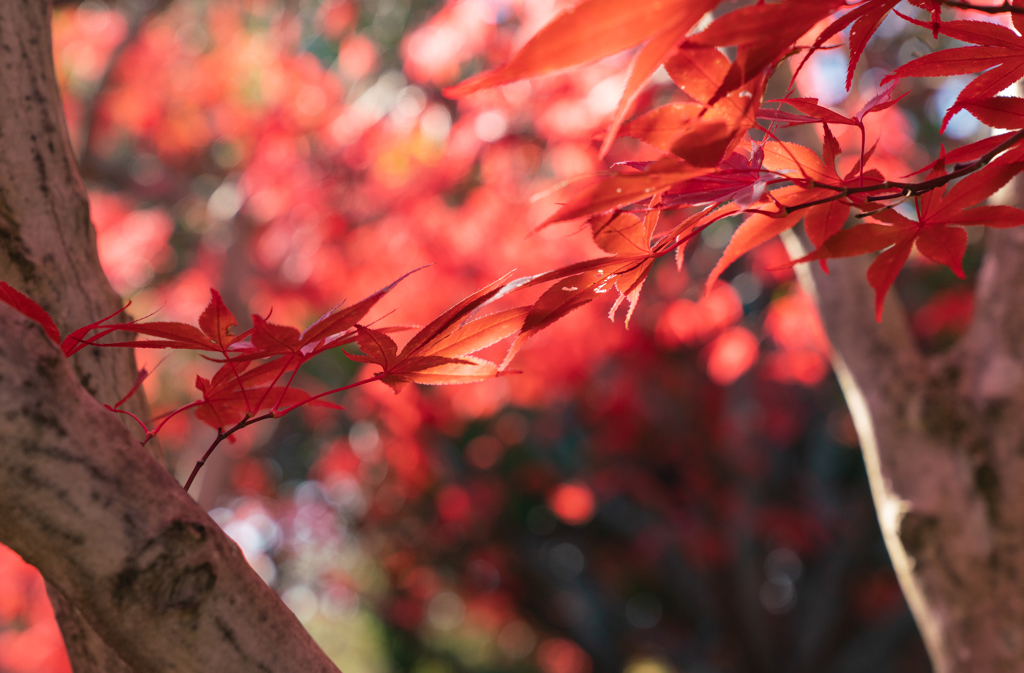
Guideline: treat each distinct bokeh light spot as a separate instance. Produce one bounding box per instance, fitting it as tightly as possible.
[536,638,592,673]
[547,483,596,526]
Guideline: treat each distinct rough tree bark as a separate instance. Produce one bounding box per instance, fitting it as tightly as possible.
[0,2,340,671]
[0,306,342,673]
[785,226,1024,673]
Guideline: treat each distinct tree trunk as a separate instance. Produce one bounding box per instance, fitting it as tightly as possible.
[0,305,340,672]
[785,228,1024,673]
[0,3,339,671]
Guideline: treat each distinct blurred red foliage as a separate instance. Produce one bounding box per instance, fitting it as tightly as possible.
[1,0,971,670]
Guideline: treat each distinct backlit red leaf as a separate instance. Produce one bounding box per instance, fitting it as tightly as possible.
[198,289,238,350]
[405,355,501,386]
[689,0,843,104]
[669,121,744,168]
[444,0,720,98]
[845,0,902,89]
[916,226,968,278]
[299,266,425,347]
[400,272,515,358]
[665,47,730,105]
[786,220,909,266]
[502,268,611,370]
[421,307,530,359]
[599,2,720,157]
[591,212,652,256]
[706,208,804,291]
[620,103,703,151]
[867,237,915,321]
[0,282,60,345]
[61,303,131,356]
[804,200,851,249]
[348,325,399,370]
[543,167,711,225]
[937,205,1024,228]
[252,316,300,354]
[760,141,833,184]
[927,161,1024,222]
[106,321,216,351]
[771,98,856,126]
[963,97,1024,129]
[884,17,1024,130]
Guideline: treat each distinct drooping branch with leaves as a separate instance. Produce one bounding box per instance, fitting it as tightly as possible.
[440,1,1024,672]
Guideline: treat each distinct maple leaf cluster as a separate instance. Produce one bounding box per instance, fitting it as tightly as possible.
[0,271,537,477]
[448,0,1024,320]
[46,0,1024,440]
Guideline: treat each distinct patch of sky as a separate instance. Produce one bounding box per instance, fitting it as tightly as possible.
[810,50,850,107]
[874,2,911,41]
[928,76,982,140]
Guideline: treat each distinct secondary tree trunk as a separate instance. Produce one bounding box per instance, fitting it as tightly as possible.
[786,228,1024,673]
[0,3,339,671]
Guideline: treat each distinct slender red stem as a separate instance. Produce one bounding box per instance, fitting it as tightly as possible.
[222,352,254,414]
[182,373,384,492]
[183,412,272,492]
[105,405,151,435]
[143,400,203,444]
[252,353,295,412]
[272,373,384,417]
[271,358,305,412]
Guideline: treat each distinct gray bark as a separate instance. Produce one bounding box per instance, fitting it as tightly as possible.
[0,2,339,671]
[784,228,1024,673]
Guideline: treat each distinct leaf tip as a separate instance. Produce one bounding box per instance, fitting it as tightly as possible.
[442,70,503,99]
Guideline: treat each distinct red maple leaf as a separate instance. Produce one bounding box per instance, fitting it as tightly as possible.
[686,0,846,105]
[883,16,1024,131]
[0,282,61,345]
[346,274,526,389]
[795,0,902,91]
[794,159,1024,318]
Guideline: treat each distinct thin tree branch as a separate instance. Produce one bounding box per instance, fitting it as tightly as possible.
[781,128,1024,215]
[183,416,269,492]
[183,372,386,490]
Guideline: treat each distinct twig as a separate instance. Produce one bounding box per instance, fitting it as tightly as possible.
[183,414,271,492]
[182,373,386,492]
[272,373,385,417]
[781,128,1024,215]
